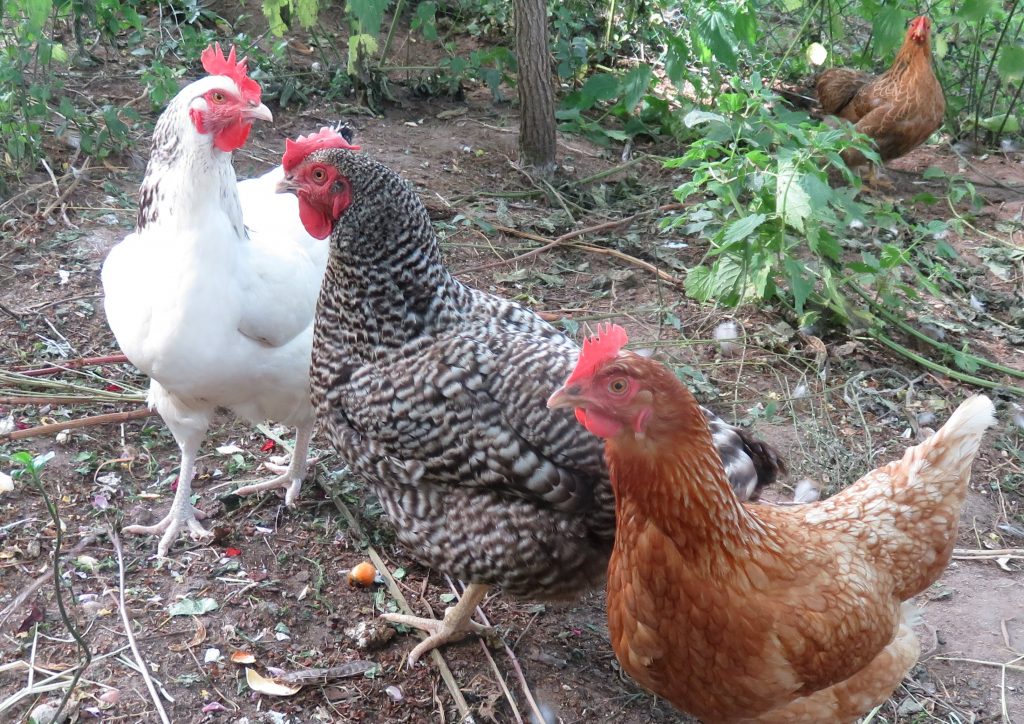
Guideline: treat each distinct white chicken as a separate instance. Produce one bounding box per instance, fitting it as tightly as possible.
[102,44,350,556]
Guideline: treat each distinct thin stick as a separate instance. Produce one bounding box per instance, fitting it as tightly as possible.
[463,203,682,273]
[932,655,1024,673]
[571,241,685,287]
[110,529,172,724]
[13,354,129,377]
[448,577,545,724]
[477,638,523,724]
[1,408,154,442]
[0,395,140,406]
[315,475,472,719]
[40,158,90,221]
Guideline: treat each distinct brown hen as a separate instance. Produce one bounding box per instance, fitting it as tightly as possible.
[550,324,994,723]
[817,15,945,184]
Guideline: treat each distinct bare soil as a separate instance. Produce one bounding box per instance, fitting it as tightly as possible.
[1,40,1023,724]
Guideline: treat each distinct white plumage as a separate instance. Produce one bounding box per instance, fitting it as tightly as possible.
[102,65,324,556]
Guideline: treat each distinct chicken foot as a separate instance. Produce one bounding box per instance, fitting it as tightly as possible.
[123,434,213,557]
[233,423,314,506]
[382,582,492,666]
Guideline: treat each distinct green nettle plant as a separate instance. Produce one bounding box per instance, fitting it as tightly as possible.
[662,77,877,325]
[660,77,1024,393]
[0,0,141,186]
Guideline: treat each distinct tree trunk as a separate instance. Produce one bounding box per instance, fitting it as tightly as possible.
[513,0,556,174]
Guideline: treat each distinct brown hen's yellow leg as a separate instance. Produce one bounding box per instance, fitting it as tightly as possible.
[382,583,491,666]
[862,164,896,192]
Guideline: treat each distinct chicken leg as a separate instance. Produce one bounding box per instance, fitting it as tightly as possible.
[123,416,214,557]
[233,423,313,506]
[382,582,492,666]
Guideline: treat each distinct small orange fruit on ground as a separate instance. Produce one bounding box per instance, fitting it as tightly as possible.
[347,561,378,587]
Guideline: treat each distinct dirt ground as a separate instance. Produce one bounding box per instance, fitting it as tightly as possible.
[1,39,1023,724]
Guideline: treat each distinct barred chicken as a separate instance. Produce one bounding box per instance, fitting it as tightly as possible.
[278,138,785,664]
[816,15,945,186]
[549,324,994,723]
[102,45,352,556]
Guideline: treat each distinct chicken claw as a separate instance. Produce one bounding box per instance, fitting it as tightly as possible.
[233,425,314,507]
[382,583,491,666]
[123,503,212,558]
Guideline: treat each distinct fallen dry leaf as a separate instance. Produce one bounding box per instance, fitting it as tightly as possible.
[168,618,207,652]
[245,668,301,697]
[230,650,256,664]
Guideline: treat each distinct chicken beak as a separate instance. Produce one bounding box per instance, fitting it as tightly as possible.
[244,102,274,123]
[547,383,584,410]
[275,175,298,195]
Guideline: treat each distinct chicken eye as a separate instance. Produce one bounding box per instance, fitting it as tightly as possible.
[312,168,327,183]
[210,92,226,104]
[608,378,629,395]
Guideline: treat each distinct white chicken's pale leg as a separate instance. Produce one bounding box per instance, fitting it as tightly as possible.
[233,422,313,506]
[123,426,213,557]
[382,582,492,666]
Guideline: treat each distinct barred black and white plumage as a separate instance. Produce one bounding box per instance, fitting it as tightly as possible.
[295,148,784,607]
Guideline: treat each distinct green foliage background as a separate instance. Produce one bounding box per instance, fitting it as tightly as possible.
[1,0,1022,389]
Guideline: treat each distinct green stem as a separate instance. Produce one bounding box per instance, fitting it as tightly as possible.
[869,332,1024,395]
[604,0,616,48]
[28,468,92,721]
[380,0,408,65]
[981,0,1022,119]
[847,281,1024,380]
[768,0,822,89]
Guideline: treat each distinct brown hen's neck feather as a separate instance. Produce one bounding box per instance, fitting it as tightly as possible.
[888,29,933,78]
[605,370,769,562]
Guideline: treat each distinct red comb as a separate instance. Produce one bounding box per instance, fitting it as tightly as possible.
[201,43,261,105]
[282,127,361,172]
[567,323,630,384]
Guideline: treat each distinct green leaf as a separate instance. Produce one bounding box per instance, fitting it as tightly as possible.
[348,0,387,34]
[580,73,619,107]
[952,344,981,373]
[412,1,438,41]
[169,597,219,616]
[294,0,319,27]
[685,258,746,305]
[262,0,287,35]
[664,35,690,87]
[721,213,767,246]
[684,265,715,302]
[618,65,653,115]
[776,156,811,232]
[784,259,813,313]
[347,34,379,75]
[871,8,908,57]
[23,0,52,38]
[808,229,842,262]
[694,9,739,70]
[879,243,909,269]
[998,46,1024,83]
[959,0,995,23]
[978,113,1020,133]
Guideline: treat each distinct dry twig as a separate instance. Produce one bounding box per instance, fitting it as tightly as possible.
[1,408,154,442]
[110,529,172,724]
